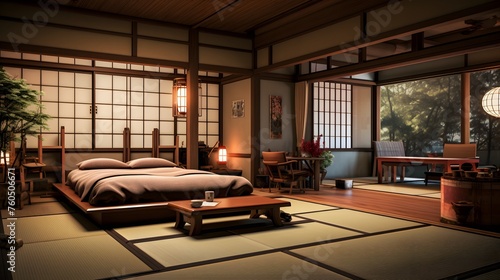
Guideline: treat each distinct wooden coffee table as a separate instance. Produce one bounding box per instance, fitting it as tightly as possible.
[167,195,291,236]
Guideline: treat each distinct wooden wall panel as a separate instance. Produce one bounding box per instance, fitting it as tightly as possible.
[368,0,493,34]
[0,20,131,55]
[137,23,188,41]
[199,47,252,69]
[199,32,252,50]
[272,17,360,64]
[468,47,500,66]
[137,38,188,62]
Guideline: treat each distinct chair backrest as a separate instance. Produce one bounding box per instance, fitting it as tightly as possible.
[374,141,405,157]
[262,151,287,163]
[372,141,405,176]
[443,143,476,158]
[262,151,287,180]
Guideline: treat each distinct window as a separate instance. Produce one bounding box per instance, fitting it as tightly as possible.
[312,82,352,148]
[1,52,220,150]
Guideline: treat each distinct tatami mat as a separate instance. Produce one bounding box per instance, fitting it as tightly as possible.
[232,222,361,248]
[278,197,338,214]
[114,221,181,240]
[2,213,104,243]
[128,252,351,280]
[135,233,273,267]
[1,201,72,218]
[291,226,500,280]
[13,235,150,280]
[298,209,422,233]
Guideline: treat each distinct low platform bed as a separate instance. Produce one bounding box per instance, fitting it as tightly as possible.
[53,157,254,226]
[53,182,174,226]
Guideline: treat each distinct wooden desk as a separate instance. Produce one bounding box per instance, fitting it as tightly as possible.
[287,156,324,191]
[376,156,479,183]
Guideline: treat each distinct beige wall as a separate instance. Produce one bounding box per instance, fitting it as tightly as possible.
[222,79,252,179]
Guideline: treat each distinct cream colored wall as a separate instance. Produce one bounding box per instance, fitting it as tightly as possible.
[352,85,372,148]
[222,79,252,179]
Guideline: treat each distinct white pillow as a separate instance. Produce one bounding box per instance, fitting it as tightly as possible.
[77,158,130,170]
[127,157,177,168]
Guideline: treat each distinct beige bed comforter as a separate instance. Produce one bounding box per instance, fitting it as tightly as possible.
[66,167,253,205]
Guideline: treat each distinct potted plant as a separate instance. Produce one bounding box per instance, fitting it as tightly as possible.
[319,150,334,182]
[300,135,334,182]
[0,66,50,183]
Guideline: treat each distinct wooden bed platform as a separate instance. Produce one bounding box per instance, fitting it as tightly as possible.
[52,183,175,227]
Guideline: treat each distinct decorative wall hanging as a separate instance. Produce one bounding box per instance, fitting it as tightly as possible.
[232,99,245,118]
[270,95,282,139]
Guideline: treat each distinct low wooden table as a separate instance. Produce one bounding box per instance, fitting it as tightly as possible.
[167,195,291,236]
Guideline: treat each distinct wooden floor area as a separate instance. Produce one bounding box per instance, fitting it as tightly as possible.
[253,185,500,238]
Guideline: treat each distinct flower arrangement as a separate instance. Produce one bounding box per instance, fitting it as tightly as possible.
[300,135,334,169]
[300,135,323,157]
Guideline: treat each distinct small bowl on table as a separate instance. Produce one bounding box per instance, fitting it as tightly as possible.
[191,199,203,208]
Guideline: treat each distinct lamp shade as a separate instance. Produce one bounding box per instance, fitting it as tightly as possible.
[172,78,187,117]
[172,77,203,117]
[482,87,500,118]
[218,146,227,165]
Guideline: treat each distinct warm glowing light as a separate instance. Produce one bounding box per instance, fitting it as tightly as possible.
[218,146,227,165]
[172,78,187,117]
[482,87,500,118]
[177,87,187,114]
[0,151,9,165]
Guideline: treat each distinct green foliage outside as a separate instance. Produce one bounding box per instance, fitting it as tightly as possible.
[380,69,499,165]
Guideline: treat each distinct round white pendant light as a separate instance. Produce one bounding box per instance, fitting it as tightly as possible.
[482,87,500,118]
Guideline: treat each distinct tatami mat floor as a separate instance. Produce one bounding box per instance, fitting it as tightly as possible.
[2,178,500,280]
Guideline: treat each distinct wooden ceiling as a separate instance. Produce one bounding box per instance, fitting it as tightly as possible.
[58,0,500,52]
[61,0,344,34]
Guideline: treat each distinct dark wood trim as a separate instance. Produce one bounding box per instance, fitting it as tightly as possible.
[0,42,189,69]
[461,72,470,143]
[186,28,199,169]
[251,75,261,185]
[376,60,500,86]
[257,2,499,73]
[296,33,500,82]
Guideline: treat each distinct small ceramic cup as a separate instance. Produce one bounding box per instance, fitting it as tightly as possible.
[205,191,214,202]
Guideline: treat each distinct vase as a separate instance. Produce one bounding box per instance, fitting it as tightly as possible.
[320,170,327,183]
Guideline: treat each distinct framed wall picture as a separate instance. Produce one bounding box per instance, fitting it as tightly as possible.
[270,95,282,139]
[232,99,245,118]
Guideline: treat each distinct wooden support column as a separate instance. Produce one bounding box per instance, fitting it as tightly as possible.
[186,28,199,169]
[461,73,470,144]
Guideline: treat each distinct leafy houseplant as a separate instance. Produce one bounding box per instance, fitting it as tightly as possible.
[320,150,334,170]
[0,66,50,182]
[300,135,334,178]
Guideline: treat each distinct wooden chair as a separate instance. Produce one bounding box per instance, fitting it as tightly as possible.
[373,141,411,182]
[262,151,310,194]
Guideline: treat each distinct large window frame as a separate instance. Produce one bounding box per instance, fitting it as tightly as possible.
[1,51,220,150]
[312,82,353,149]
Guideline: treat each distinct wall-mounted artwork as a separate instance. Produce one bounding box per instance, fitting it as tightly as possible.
[232,99,245,118]
[270,95,282,139]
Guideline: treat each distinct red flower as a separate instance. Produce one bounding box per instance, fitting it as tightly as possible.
[300,135,323,157]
